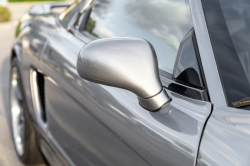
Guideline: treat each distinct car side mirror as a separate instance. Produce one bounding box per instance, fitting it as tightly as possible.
[77,38,171,111]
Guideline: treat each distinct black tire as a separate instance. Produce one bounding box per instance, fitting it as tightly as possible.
[9,57,45,165]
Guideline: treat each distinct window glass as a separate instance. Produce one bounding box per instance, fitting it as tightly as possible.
[174,31,204,89]
[59,0,85,28]
[203,0,250,109]
[85,0,193,74]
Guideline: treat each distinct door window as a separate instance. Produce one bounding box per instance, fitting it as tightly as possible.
[83,0,193,74]
[203,0,250,109]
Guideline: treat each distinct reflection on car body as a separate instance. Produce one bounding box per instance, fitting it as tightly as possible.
[8,0,250,166]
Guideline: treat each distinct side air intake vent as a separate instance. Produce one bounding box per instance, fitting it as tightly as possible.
[37,71,46,122]
[30,69,47,127]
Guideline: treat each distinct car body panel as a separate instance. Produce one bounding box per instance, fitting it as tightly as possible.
[12,11,72,166]
[38,21,212,166]
[10,0,240,166]
[44,77,151,166]
[197,105,250,166]
[15,16,57,122]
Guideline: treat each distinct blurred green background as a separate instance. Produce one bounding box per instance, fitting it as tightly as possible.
[9,0,63,2]
[0,7,11,22]
[0,0,65,22]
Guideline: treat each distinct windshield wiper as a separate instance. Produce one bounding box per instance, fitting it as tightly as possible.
[232,97,250,108]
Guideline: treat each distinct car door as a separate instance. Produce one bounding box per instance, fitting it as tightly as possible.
[197,0,250,165]
[40,0,212,166]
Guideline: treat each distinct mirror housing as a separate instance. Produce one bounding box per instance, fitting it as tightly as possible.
[77,38,171,111]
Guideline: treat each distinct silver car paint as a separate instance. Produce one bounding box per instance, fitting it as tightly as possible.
[77,37,171,111]
[11,0,243,166]
[13,14,73,166]
[197,105,250,166]
[77,38,163,99]
[16,16,56,122]
[38,16,212,165]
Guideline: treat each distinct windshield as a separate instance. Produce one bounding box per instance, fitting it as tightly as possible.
[203,0,250,109]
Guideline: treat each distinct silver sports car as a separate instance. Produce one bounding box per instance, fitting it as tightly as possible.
[9,0,250,165]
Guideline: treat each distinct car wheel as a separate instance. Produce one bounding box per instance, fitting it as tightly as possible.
[10,57,45,165]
